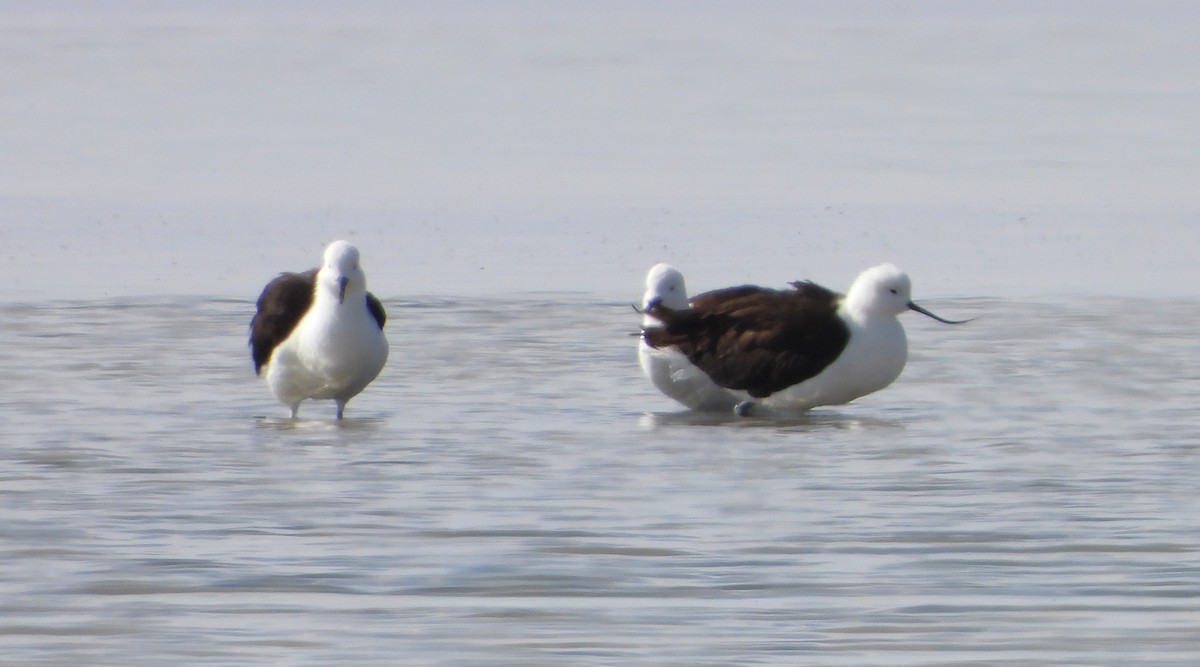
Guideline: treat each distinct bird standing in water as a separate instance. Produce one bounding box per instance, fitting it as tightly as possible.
[640,263,969,416]
[250,240,388,419]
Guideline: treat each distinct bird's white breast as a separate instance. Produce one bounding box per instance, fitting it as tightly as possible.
[269,300,388,403]
[638,341,741,412]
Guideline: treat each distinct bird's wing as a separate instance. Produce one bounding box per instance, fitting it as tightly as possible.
[644,282,849,398]
[366,292,386,329]
[249,268,317,374]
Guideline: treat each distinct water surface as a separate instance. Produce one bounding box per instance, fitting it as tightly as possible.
[1,295,1198,665]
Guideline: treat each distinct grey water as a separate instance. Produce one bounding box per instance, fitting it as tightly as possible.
[4,3,1200,665]
[3,295,1200,666]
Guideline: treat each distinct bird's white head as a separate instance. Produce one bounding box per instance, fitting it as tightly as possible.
[319,240,367,304]
[643,263,689,310]
[843,263,969,324]
[843,263,912,319]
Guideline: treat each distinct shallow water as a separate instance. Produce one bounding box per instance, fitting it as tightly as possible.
[2,295,1198,665]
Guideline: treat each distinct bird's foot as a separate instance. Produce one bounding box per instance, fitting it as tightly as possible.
[734,401,755,418]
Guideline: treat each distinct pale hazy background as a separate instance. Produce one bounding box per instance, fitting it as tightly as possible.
[4,1,1198,300]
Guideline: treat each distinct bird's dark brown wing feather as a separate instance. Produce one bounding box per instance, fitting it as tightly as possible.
[249,268,317,375]
[366,293,386,329]
[643,281,849,398]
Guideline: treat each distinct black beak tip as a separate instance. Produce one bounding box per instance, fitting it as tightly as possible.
[908,301,973,325]
[337,277,349,304]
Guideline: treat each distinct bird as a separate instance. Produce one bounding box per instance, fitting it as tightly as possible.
[637,263,739,411]
[249,240,388,419]
[639,263,969,416]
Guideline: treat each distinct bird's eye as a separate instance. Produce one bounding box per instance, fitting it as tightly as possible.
[889,288,898,295]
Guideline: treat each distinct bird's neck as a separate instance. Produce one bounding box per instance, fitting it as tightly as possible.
[313,287,362,311]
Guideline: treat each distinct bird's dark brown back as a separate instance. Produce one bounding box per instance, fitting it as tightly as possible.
[643,281,849,398]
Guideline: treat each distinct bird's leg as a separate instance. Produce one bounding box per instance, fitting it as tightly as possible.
[335,400,346,420]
